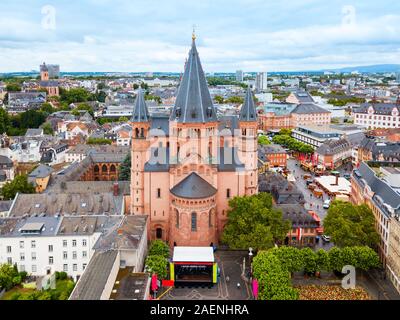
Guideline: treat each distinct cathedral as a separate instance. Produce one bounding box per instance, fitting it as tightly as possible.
[130,34,258,246]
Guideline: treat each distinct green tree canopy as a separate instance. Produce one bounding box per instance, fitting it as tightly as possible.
[60,88,92,104]
[253,251,299,300]
[6,83,21,92]
[144,255,168,280]
[118,153,131,181]
[148,240,170,259]
[324,201,380,248]
[258,135,271,145]
[222,193,291,250]
[1,175,36,200]
[41,122,54,135]
[87,137,112,145]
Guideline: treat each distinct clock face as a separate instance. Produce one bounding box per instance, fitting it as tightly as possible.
[368,106,374,114]
[393,108,399,116]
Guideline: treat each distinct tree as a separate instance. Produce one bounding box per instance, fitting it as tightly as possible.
[328,247,344,272]
[118,153,131,181]
[87,137,112,145]
[324,201,380,248]
[148,240,170,259]
[0,108,10,134]
[269,246,303,274]
[222,193,291,250]
[145,255,168,279]
[6,83,21,92]
[41,122,54,135]
[40,103,55,114]
[60,88,92,104]
[258,135,271,145]
[19,110,46,129]
[301,248,318,274]
[76,103,94,116]
[1,175,36,200]
[214,95,224,104]
[226,96,244,104]
[315,249,330,272]
[252,251,299,300]
[0,263,20,290]
[352,246,380,271]
[118,116,129,122]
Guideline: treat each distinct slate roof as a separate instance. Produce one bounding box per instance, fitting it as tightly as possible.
[239,86,257,122]
[69,250,118,300]
[353,103,400,115]
[292,91,315,103]
[291,103,330,114]
[28,164,54,179]
[316,138,351,156]
[170,172,217,199]
[0,155,13,167]
[276,204,319,228]
[131,89,150,122]
[170,37,217,123]
[25,128,43,137]
[353,162,400,217]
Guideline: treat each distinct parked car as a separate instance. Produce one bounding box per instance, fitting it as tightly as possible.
[322,235,331,242]
[343,173,351,180]
[323,199,331,209]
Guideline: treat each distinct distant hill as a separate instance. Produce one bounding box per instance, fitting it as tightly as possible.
[327,64,400,74]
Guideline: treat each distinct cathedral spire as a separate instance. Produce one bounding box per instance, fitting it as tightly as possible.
[239,86,257,122]
[170,34,217,123]
[131,88,150,122]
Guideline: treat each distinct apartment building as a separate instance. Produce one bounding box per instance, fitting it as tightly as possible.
[351,163,400,293]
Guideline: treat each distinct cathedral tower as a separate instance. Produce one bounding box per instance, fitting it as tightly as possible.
[130,89,151,214]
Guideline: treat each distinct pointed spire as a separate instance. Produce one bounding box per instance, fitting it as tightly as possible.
[131,89,150,122]
[170,34,217,123]
[239,86,257,122]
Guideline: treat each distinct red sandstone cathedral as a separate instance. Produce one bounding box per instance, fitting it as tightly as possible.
[130,34,258,246]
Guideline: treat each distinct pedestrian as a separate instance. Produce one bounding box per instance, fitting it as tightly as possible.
[226,275,230,283]
[237,282,241,289]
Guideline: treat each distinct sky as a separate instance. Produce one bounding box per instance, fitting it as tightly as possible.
[1,0,400,72]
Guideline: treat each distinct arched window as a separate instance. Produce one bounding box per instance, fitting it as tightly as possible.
[156,228,163,239]
[175,210,180,228]
[94,165,100,173]
[191,212,197,232]
[102,165,108,173]
[110,165,116,172]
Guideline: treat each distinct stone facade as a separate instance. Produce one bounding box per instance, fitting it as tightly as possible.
[130,36,258,247]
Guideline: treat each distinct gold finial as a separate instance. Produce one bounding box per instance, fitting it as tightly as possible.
[192,24,196,41]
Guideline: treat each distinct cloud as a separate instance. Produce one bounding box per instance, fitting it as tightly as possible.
[0,0,399,72]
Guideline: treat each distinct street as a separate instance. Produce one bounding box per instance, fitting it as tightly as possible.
[286,158,329,221]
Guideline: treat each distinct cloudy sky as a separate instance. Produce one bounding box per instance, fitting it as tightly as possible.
[1,0,400,72]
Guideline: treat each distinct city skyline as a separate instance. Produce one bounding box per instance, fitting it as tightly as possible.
[1,0,400,72]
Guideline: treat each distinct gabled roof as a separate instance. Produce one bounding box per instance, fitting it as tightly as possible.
[239,86,257,122]
[170,172,217,199]
[170,36,217,123]
[131,89,150,122]
[291,103,330,114]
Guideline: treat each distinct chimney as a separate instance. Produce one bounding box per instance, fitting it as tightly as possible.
[113,182,119,196]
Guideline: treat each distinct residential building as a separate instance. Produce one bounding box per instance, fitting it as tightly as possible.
[315,138,352,169]
[28,164,54,193]
[353,103,400,129]
[351,163,400,293]
[0,215,147,283]
[255,72,267,92]
[7,92,46,114]
[236,70,244,82]
[258,144,287,168]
